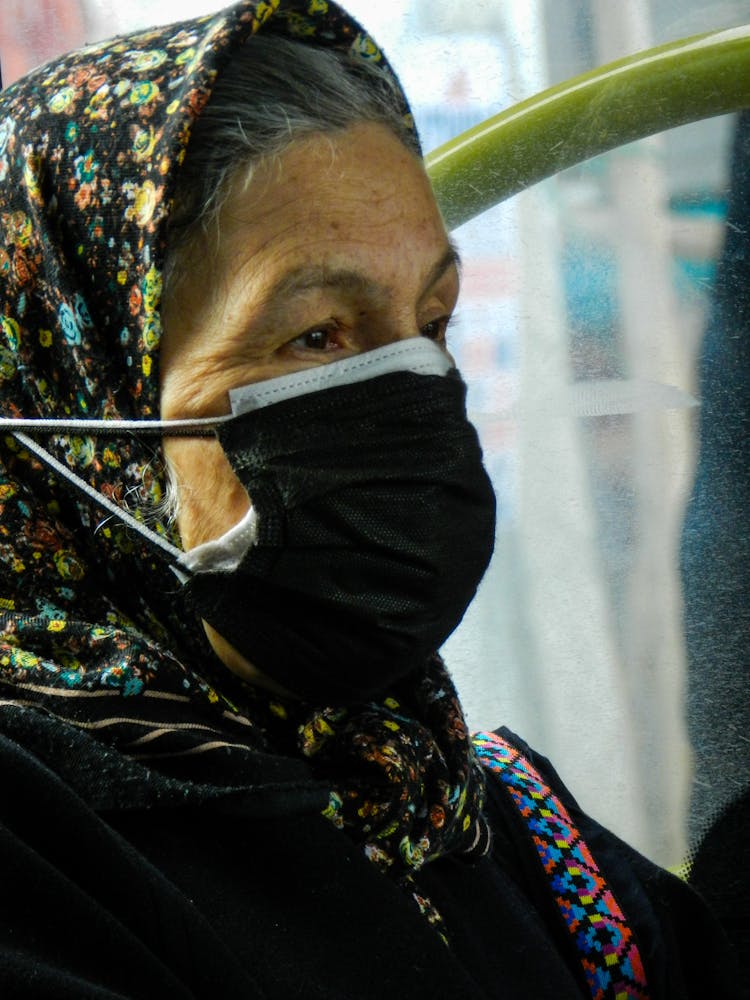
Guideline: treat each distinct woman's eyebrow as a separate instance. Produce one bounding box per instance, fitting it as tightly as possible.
[424,242,462,294]
[261,265,381,306]
[259,241,462,310]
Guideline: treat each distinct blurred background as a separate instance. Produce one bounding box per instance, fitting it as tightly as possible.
[3,0,748,867]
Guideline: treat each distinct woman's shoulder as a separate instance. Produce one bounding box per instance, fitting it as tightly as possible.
[0,706,500,999]
[0,699,325,815]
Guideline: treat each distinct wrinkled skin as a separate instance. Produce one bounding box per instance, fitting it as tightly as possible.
[160,122,460,687]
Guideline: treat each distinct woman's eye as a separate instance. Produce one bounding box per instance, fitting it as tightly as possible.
[291,328,335,351]
[420,316,451,343]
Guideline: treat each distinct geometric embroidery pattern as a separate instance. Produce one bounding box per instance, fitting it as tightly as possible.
[473,731,650,1000]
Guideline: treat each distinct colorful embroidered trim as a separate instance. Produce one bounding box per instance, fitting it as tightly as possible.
[473,731,650,1000]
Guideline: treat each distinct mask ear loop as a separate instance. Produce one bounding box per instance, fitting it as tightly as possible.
[0,416,228,434]
[12,431,187,565]
[13,429,259,582]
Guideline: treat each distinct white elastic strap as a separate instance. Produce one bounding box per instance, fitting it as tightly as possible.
[229,338,453,416]
[13,432,257,579]
[13,432,185,564]
[0,415,227,435]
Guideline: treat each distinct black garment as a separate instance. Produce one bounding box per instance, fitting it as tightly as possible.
[689,788,750,968]
[0,708,742,1000]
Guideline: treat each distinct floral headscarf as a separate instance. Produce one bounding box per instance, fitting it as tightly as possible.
[0,0,409,650]
[0,0,489,932]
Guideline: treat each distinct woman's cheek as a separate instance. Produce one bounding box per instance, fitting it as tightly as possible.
[165,437,251,550]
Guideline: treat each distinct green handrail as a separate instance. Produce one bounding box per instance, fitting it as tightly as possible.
[426,25,750,230]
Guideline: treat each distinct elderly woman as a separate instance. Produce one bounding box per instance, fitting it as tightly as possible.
[0,2,741,997]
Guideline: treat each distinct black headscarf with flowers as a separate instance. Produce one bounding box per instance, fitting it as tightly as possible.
[0,0,490,930]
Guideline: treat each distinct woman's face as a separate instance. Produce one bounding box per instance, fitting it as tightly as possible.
[160,121,459,685]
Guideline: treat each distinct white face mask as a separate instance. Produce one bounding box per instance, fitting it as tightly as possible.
[0,339,453,580]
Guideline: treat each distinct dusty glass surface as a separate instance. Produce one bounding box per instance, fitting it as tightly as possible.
[2,0,748,865]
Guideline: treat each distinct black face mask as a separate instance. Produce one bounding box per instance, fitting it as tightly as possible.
[182,339,496,704]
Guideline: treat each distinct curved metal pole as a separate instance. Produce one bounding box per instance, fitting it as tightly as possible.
[426,25,750,229]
